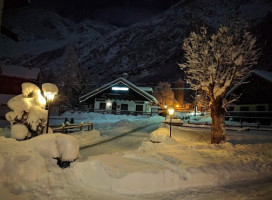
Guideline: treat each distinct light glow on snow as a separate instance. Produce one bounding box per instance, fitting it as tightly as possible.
[112,87,129,91]
[38,91,46,105]
[44,92,55,102]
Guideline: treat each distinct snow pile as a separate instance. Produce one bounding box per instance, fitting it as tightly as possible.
[0,133,79,190]
[111,120,135,128]
[34,134,79,162]
[148,127,176,144]
[5,82,57,139]
[164,116,183,124]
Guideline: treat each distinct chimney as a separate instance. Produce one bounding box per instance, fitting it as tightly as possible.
[122,72,128,79]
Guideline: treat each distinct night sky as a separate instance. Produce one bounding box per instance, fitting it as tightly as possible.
[32,0,180,26]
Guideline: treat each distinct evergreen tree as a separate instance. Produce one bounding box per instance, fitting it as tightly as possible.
[60,44,81,107]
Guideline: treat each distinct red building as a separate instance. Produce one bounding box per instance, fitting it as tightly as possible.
[0,64,40,116]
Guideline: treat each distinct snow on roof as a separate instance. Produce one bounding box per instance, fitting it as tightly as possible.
[252,70,272,82]
[138,87,153,93]
[227,69,272,96]
[0,65,40,79]
[0,94,15,105]
[79,77,158,104]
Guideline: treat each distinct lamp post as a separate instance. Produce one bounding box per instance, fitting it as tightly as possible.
[42,83,58,134]
[194,90,198,116]
[44,92,55,133]
[167,106,175,138]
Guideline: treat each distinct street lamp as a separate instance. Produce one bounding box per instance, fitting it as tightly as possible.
[194,90,198,116]
[168,106,175,138]
[42,83,58,133]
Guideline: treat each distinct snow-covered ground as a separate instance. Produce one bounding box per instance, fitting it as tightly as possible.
[0,112,271,199]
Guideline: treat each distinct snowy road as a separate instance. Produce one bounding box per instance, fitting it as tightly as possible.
[80,122,162,157]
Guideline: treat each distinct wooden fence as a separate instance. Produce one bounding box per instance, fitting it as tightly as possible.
[52,122,93,133]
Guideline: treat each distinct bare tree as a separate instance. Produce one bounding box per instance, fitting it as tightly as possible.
[196,90,210,112]
[153,82,175,108]
[179,26,261,144]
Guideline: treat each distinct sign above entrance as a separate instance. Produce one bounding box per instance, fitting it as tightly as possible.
[112,87,129,91]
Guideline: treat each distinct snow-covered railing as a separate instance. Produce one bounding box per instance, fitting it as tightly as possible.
[52,122,93,133]
[226,111,272,126]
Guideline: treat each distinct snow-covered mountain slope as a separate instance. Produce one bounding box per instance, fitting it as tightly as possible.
[0,7,116,59]
[1,0,272,88]
[75,0,272,86]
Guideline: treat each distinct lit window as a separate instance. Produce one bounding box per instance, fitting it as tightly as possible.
[112,87,129,91]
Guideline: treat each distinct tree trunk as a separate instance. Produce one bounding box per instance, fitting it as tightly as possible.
[210,99,226,144]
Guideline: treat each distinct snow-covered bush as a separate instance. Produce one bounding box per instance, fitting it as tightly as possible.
[10,124,29,140]
[5,82,57,140]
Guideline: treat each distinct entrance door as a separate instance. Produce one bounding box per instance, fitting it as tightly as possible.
[112,102,117,114]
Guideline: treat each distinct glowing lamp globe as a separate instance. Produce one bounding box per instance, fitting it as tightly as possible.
[42,83,58,102]
[168,107,175,116]
[44,92,55,102]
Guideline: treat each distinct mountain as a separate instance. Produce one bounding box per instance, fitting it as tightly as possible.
[1,0,272,89]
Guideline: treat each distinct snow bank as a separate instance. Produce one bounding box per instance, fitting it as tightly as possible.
[33,134,79,161]
[51,111,162,126]
[0,133,79,190]
[148,127,176,144]
[70,125,272,194]
[1,114,271,197]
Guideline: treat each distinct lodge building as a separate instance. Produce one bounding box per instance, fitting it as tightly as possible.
[79,77,159,115]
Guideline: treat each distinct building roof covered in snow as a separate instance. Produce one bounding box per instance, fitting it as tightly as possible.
[0,94,15,105]
[252,70,272,82]
[79,77,158,104]
[227,69,272,96]
[0,65,40,80]
[138,87,153,93]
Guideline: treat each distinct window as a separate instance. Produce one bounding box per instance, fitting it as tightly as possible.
[99,102,106,109]
[136,105,143,111]
[227,106,234,111]
[256,105,265,111]
[121,104,128,110]
[240,106,249,111]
